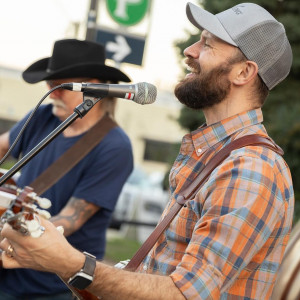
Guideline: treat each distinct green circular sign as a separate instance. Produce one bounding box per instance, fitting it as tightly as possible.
[106,0,149,26]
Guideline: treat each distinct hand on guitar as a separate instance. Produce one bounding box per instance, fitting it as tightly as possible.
[0,180,184,300]
[0,184,53,266]
[0,217,85,280]
[0,183,99,300]
[0,216,184,300]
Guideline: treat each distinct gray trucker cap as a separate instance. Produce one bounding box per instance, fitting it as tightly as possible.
[186,2,293,90]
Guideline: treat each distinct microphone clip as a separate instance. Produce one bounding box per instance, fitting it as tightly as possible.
[73,94,101,118]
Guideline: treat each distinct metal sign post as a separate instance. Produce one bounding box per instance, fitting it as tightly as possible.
[86,0,100,41]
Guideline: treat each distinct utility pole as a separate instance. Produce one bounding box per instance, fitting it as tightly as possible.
[85,0,99,41]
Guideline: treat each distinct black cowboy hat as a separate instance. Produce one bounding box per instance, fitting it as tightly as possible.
[22,39,131,84]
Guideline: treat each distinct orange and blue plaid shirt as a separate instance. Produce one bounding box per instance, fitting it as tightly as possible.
[138,109,294,299]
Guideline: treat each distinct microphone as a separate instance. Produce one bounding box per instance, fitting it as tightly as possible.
[61,82,157,105]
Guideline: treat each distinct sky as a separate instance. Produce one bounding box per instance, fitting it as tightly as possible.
[0,0,199,91]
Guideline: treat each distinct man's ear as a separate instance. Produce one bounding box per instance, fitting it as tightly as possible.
[232,61,258,87]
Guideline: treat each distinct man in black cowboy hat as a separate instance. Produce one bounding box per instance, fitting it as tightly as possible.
[0,39,133,299]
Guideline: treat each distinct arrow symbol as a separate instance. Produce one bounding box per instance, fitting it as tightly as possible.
[106,35,132,62]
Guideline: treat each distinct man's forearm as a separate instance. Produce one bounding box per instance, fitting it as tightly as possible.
[62,260,185,300]
[50,197,100,236]
[50,215,76,237]
[0,218,184,299]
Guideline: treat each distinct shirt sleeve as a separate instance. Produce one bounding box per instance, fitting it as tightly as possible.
[170,149,286,299]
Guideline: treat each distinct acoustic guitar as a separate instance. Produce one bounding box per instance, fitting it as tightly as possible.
[0,175,52,263]
[0,174,98,300]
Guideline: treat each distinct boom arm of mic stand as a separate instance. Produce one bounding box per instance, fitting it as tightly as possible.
[0,95,100,186]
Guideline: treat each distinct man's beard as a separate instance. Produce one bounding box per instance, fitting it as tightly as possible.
[52,100,69,121]
[174,59,233,110]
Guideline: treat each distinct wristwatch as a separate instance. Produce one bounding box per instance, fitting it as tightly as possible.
[68,251,96,290]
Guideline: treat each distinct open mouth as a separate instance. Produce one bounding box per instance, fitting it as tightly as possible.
[188,64,200,73]
[185,66,199,78]
[185,63,201,78]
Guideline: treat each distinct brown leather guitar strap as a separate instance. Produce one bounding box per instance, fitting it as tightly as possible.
[29,113,118,196]
[124,134,284,271]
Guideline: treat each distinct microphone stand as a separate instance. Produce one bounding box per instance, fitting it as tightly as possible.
[0,94,101,186]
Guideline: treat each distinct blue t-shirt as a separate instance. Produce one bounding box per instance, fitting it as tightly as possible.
[0,104,133,296]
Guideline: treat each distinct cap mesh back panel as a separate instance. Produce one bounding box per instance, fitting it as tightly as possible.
[262,37,292,89]
[235,21,289,89]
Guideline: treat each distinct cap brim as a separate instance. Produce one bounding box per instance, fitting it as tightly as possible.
[186,2,237,47]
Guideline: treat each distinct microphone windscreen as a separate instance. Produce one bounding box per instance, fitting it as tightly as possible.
[135,82,157,105]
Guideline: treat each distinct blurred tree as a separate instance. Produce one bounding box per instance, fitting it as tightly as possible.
[174,0,300,221]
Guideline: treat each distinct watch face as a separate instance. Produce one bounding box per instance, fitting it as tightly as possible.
[68,252,96,290]
[69,273,93,290]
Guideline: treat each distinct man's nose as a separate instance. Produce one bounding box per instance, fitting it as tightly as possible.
[184,41,201,59]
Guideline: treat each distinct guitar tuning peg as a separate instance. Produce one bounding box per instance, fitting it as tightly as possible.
[56,225,64,235]
[28,191,38,200]
[28,193,52,209]
[30,226,45,238]
[36,197,51,209]
[25,219,40,233]
[36,209,51,220]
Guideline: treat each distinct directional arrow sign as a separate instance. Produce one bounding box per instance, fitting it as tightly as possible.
[106,35,131,62]
[96,28,146,66]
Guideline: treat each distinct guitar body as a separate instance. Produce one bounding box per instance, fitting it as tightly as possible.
[62,285,100,300]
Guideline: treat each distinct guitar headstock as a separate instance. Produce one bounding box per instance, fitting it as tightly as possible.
[0,185,52,238]
[0,185,97,300]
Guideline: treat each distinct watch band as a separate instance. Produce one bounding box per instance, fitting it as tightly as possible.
[82,251,97,276]
[68,251,96,290]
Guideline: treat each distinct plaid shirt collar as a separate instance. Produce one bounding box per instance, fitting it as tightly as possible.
[190,108,263,155]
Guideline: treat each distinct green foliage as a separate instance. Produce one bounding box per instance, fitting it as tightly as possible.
[294,194,300,224]
[174,0,300,219]
[177,106,205,131]
[0,159,17,170]
[104,237,141,264]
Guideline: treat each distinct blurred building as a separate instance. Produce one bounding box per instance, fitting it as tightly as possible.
[0,65,187,175]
